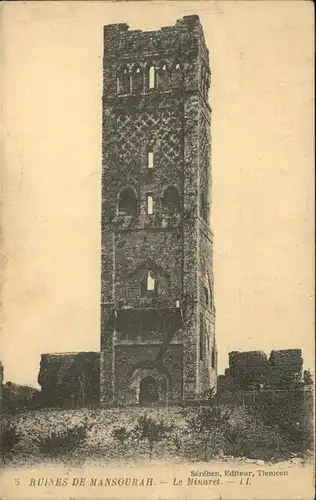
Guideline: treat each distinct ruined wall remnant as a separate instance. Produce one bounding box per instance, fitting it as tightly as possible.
[2,382,40,414]
[38,352,100,408]
[217,349,304,393]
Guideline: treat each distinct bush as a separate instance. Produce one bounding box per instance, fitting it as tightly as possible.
[224,406,290,460]
[1,424,21,462]
[183,399,301,462]
[250,393,314,453]
[35,424,88,458]
[131,414,173,458]
[111,426,131,446]
[185,398,231,460]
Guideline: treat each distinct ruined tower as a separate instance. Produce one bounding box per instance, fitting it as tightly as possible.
[101,15,216,405]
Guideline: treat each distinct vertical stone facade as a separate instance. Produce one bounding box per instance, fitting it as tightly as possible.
[101,15,216,405]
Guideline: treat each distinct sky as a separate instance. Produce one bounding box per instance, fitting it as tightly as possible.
[1,1,314,387]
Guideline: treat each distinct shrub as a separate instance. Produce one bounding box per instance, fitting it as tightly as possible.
[1,424,21,462]
[185,399,231,460]
[111,426,131,446]
[250,393,314,453]
[224,406,289,460]
[131,414,173,458]
[172,431,183,454]
[35,424,88,458]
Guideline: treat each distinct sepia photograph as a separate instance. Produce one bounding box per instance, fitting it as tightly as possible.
[0,1,314,499]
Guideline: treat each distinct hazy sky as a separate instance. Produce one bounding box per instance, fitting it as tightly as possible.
[1,1,314,387]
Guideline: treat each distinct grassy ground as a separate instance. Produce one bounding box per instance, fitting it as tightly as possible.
[1,406,312,468]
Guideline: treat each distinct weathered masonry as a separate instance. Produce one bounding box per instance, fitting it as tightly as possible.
[101,15,216,405]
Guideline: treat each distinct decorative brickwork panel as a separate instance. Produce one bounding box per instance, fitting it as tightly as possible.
[116,110,182,166]
[102,104,184,225]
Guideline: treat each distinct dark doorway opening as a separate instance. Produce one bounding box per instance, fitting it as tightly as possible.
[139,376,159,404]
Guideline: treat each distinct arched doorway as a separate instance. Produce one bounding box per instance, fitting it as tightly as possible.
[129,366,170,405]
[139,376,159,404]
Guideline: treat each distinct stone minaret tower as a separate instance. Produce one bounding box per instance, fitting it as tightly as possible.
[101,15,216,405]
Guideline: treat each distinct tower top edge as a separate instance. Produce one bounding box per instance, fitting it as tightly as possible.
[103,15,201,34]
[103,15,209,63]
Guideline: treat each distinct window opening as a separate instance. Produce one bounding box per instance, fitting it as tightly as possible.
[133,66,143,92]
[147,150,154,169]
[211,345,216,368]
[118,188,137,216]
[139,376,159,404]
[163,186,180,212]
[206,321,211,353]
[147,195,153,214]
[117,68,131,94]
[149,66,156,89]
[199,317,204,361]
[147,271,155,291]
[203,286,209,306]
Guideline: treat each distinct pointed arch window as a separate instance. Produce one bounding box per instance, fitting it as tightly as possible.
[203,286,209,306]
[117,68,131,94]
[158,63,170,90]
[162,186,180,212]
[208,275,214,310]
[171,62,182,87]
[118,188,137,216]
[206,320,211,353]
[199,315,205,361]
[211,345,216,369]
[133,66,143,92]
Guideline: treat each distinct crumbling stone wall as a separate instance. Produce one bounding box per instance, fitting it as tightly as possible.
[217,349,304,392]
[101,15,215,405]
[38,352,100,408]
[216,349,313,453]
[2,382,40,414]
